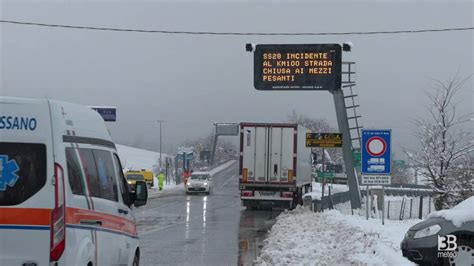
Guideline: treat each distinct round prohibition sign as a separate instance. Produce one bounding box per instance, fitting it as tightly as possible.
[366,136,387,157]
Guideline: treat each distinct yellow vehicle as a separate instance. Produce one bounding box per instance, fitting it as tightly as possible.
[125,170,154,188]
[124,173,145,192]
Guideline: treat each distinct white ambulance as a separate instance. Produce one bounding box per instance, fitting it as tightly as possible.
[0,97,147,266]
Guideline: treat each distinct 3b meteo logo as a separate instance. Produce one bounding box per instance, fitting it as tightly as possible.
[438,235,457,258]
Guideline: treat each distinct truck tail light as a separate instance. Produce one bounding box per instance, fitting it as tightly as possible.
[50,163,66,262]
[242,168,248,182]
[242,190,252,197]
[282,192,293,198]
[288,170,293,183]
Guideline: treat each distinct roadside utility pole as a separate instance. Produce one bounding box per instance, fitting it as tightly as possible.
[158,120,163,172]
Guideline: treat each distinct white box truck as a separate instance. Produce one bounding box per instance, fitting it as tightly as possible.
[239,123,312,210]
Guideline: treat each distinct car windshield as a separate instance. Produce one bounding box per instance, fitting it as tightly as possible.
[127,174,144,181]
[190,174,209,181]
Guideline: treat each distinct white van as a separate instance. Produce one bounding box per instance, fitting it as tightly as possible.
[0,97,147,266]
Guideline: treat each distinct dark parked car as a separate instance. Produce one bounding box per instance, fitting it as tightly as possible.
[401,197,474,266]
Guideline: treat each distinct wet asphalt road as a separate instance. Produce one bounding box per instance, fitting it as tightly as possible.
[133,162,244,265]
[237,209,281,265]
[134,162,281,266]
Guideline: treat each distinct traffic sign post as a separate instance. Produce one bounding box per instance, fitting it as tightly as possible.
[306,133,342,148]
[361,129,391,224]
[353,151,361,167]
[361,129,392,178]
[317,172,335,179]
[89,106,117,122]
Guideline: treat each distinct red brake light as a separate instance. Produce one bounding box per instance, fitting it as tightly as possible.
[50,163,66,262]
[242,190,253,197]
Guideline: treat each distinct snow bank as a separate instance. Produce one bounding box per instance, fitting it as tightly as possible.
[427,196,474,227]
[303,182,349,200]
[209,160,236,176]
[116,144,169,172]
[256,207,418,265]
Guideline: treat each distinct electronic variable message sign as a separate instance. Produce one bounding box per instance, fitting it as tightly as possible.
[306,133,343,148]
[254,44,342,91]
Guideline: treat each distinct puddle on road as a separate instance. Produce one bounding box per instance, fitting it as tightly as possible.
[238,209,283,265]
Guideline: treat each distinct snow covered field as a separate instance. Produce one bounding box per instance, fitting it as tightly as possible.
[116,144,170,172]
[256,204,420,265]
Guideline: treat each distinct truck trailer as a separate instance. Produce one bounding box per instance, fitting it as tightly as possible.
[239,123,312,210]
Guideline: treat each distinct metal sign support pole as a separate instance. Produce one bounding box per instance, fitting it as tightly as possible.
[210,124,218,166]
[382,186,385,225]
[158,120,163,172]
[366,185,369,220]
[331,88,361,209]
[321,181,325,212]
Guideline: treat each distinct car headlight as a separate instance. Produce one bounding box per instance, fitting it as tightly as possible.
[203,182,208,186]
[413,224,441,239]
[187,182,191,186]
[127,181,132,184]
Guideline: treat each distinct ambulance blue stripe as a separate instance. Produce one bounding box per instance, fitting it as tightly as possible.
[0,225,50,230]
[66,224,138,239]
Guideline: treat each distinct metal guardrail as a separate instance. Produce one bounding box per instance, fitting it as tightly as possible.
[304,191,352,212]
[361,189,434,197]
[386,183,430,189]
[304,185,435,212]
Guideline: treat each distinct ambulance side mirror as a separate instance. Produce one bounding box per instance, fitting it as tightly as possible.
[133,181,148,207]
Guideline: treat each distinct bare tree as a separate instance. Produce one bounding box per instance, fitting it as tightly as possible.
[406,76,474,210]
[288,110,343,165]
[288,110,334,133]
[391,163,412,184]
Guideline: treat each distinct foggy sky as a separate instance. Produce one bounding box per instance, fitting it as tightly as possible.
[1,0,472,158]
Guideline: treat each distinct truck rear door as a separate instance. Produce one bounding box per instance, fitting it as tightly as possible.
[242,125,267,182]
[269,127,294,183]
[242,125,295,184]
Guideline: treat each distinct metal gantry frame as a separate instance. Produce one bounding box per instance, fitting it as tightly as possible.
[330,61,362,209]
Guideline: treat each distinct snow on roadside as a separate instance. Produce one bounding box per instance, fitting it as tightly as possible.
[116,144,170,172]
[209,160,236,176]
[303,182,349,200]
[256,206,418,265]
